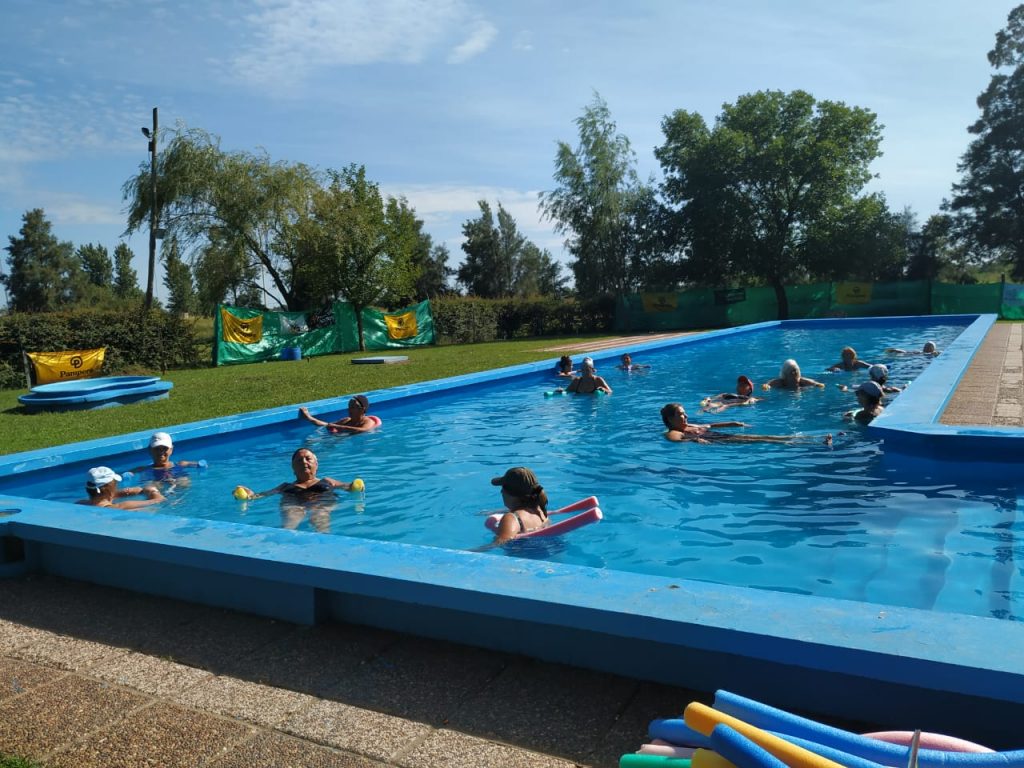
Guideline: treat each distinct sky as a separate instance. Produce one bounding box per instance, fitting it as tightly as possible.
[0,0,1019,306]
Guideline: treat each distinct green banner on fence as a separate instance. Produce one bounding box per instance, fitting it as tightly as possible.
[214,301,360,366]
[360,300,436,350]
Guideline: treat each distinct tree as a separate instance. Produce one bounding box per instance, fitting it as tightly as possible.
[78,243,113,287]
[112,243,143,301]
[416,243,455,298]
[457,201,502,296]
[514,243,566,297]
[656,90,883,318]
[948,5,1024,279]
[2,209,80,312]
[804,195,909,282]
[541,93,653,296]
[281,165,424,347]
[162,236,197,315]
[123,127,322,310]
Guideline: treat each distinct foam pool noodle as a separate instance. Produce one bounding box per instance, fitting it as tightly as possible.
[711,724,789,768]
[711,691,1024,768]
[684,702,846,768]
[619,754,692,767]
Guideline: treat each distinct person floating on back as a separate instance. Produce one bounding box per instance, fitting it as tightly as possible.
[701,375,761,413]
[885,341,939,356]
[844,381,885,425]
[762,359,826,390]
[826,346,871,372]
[299,395,380,434]
[661,403,817,444]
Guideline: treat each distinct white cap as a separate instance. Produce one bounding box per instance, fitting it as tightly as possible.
[868,364,888,383]
[149,432,173,449]
[87,466,122,488]
[582,357,594,368]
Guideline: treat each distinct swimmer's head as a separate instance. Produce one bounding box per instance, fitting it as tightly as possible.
[661,403,687,428]
[348,394,369,415]
[736,375,754,396]
[86,466,121,498]
[780,359,801,381]
[923,341,937,354]
[856,380,884,405]
[582,357,595,371]
[841,347,857,363]
[868,364,888,384]
[621,353,632,366]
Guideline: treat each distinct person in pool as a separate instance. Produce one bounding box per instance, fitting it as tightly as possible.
[844,380,885,425]
[837,364,903,395]
[76,466,165,510]
[235,448,355,499]
[617,353,650,372]
[566,357,613,394]
[762,359,826,390]
[701,375,761,412]
[554,355,575,377]
[885,341,939,356]
[127,432,204,488]
[491,467,550,544]
[826,346,872,372]
[661,403,822,444]
[298,395,378,434]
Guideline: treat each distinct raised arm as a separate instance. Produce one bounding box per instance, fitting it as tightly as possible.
[298,406,330,428]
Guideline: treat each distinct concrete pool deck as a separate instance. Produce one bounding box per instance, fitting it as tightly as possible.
[1,322,1022,765]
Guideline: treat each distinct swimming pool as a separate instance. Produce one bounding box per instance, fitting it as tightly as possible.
[14,316,1017,621]
[1,314,1022,743]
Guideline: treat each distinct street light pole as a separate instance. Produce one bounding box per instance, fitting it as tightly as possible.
[143,106,158,310]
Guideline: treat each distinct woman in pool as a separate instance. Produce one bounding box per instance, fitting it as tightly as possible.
[127,432,204,488]
[826,346,872,372]
[566,358,613,394]
[701,375,761,412]
[490,467,550,544]
[661,404,820,444]
[298,395,378,434]
[554,355,575,377]
[843,381,885,425]
[762,359,826,390]
[77,467,165,510]
[837,364,903,395]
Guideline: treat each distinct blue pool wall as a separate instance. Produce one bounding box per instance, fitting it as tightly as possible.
[2,313,1023,747]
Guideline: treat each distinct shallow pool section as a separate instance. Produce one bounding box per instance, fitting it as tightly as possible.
[1,314,1022,745]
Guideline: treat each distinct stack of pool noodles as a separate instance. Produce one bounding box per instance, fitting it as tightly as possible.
[618,690,1015,768]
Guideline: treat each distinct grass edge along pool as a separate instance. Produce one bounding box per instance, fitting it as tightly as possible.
[1,314,1021,747]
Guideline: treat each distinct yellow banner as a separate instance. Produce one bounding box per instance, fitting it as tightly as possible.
[27,348,106,385]
[641,293,678,313]
[835,282,872,305]
[221,308,263,344]
[384,310,418,340]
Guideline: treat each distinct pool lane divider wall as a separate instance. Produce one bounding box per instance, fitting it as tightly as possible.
[1,313,1022,748]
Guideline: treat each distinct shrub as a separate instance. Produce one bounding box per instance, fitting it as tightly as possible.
[0,308,203,389]
[431,296,614,344]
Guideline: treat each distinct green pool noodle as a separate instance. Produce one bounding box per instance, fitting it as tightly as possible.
[620,755,693,768]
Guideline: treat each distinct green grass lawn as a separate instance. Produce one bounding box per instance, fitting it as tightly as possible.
[0,335,622,455]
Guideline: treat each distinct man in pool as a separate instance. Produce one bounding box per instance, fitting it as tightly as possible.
[844,381,885,425]
[826,346,872,372]
[77,467,165,510]
[298,395,378,433]
[661,403,825,444]
[617,353,650,371]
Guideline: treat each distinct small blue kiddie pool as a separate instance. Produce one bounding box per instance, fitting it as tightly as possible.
[18,375,173,412]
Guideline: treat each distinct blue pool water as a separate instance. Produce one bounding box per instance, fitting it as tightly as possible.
[28,319,1024,621]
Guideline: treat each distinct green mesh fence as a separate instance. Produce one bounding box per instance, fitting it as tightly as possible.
[214,301,360,366]
[615,280,1015,332]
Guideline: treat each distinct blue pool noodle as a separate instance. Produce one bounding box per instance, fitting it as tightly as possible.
[713,690,1024,768]
[649,719,714,749]
[711,724,790,768]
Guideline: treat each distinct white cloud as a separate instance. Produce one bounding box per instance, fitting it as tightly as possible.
[232,0,495,89]
[42,193,124,226]
[447,19,497,64]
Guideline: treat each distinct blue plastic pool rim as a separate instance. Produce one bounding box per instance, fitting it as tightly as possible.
[1,313,1021,740]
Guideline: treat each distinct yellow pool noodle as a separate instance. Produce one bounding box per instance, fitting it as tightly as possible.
[684,703,845,768]
[693,748,736,768]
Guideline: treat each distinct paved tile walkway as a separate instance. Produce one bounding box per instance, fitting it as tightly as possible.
[2,323,1020,766]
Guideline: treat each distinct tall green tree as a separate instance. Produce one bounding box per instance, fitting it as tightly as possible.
[514,243,566,297]
[948,5,1024,278]
[804,195,909,281]
[656,90,883,318]
[541,94,652,296]
[2,209,80,312]
[112,243,143,301]
[457,201,502,296]
[123,127,321,310]
[416,243,455,298]
[162,236,197,315]
[78,243,113,287]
